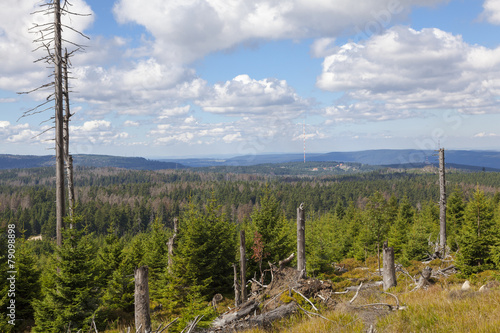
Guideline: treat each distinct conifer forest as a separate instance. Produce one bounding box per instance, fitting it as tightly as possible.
[2,165,500,332]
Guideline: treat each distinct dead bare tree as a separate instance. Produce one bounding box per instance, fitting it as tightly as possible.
[20,0,89,245]
[297,203,306,276]
[438,148,447,258]
[63,49,75,224]
[239,230,247,302]
[167,218,179,273]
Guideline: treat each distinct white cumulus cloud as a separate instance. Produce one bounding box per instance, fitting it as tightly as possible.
[197,74,309,118]
[317,26,500,122]
[0,121,50,144]
[112,0,447,64]
[481,0,500,24]
[159,106,191,119]
[0,0,94,92]
[70,120,129,145]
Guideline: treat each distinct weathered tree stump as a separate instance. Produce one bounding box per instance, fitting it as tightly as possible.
[240,230,247,302]
[382,241,397,291]
[135,266,151,333]
[233,264,241,307]
[415,266,432,290]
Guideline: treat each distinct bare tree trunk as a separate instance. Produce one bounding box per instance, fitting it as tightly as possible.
[297,203,306,275]
[377,242,381,274]
[239,230,247,302]
[439,148,446,258]
[382,241,397,291]
[167,218,178,273]
[135,266,151,333]
[233,263,241,307]
[63,49,74,226]
[54,0,65,247]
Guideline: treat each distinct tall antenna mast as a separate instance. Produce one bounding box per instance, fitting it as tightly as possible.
[303,121,306,163]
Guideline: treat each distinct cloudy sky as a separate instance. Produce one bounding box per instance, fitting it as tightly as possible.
[1,0,500,158]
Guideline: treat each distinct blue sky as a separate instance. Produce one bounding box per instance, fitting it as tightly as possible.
[1,0,500,158]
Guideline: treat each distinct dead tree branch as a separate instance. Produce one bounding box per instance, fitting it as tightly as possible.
[291,287,318,312]
[349,282,363,304]
[279,253,295,268]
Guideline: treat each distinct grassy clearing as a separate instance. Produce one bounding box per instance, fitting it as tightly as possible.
[239,259,500,333]
[240,286,500,333]
[377,286,500,333]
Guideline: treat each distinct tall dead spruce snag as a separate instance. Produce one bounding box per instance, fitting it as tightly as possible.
[20,0,89,245]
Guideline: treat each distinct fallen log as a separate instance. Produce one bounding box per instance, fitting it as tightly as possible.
[232,302,298,331]
[211,300,259,329]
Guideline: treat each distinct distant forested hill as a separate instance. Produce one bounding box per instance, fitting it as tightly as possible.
[2,149,499,170]
[159,149,500,169]
[0,154,186,170]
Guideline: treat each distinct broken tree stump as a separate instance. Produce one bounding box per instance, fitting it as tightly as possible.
[382,241,397,291]
[233,263,241,307]
[135,266,151,333]
[240,230,247,302]
[415,266,433,290]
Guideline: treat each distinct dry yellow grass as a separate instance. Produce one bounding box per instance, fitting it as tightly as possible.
[239,286,500,333]
[377,286,500,333]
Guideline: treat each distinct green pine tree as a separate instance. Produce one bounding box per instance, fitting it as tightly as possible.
[171,197,236,295]
[0,228,42,332]
[334,201,345,220]
[249,189,293,266]
[306,213,343,276]
[99,252,135,321]
[365,192,389,268]
[388,196,414,256]
[456,189,498,275]
[446,188,465,251]
[403,201,436,261]
[33,226,100,332]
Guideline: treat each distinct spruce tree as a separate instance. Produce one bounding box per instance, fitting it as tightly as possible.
[403,201,436,261]
[334,201,345,220]
[0,240,41,332]
[171,197,236,295]
[456,189,498,275]
[306,213,343,275]
[343,201,362,258]
[366,192,389,269]
[388,196,414,256]
[446,188,465,251]
[142,218,170,283]
[33,226,100,332]
[99,252,135,320]
[249,189,293,265]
